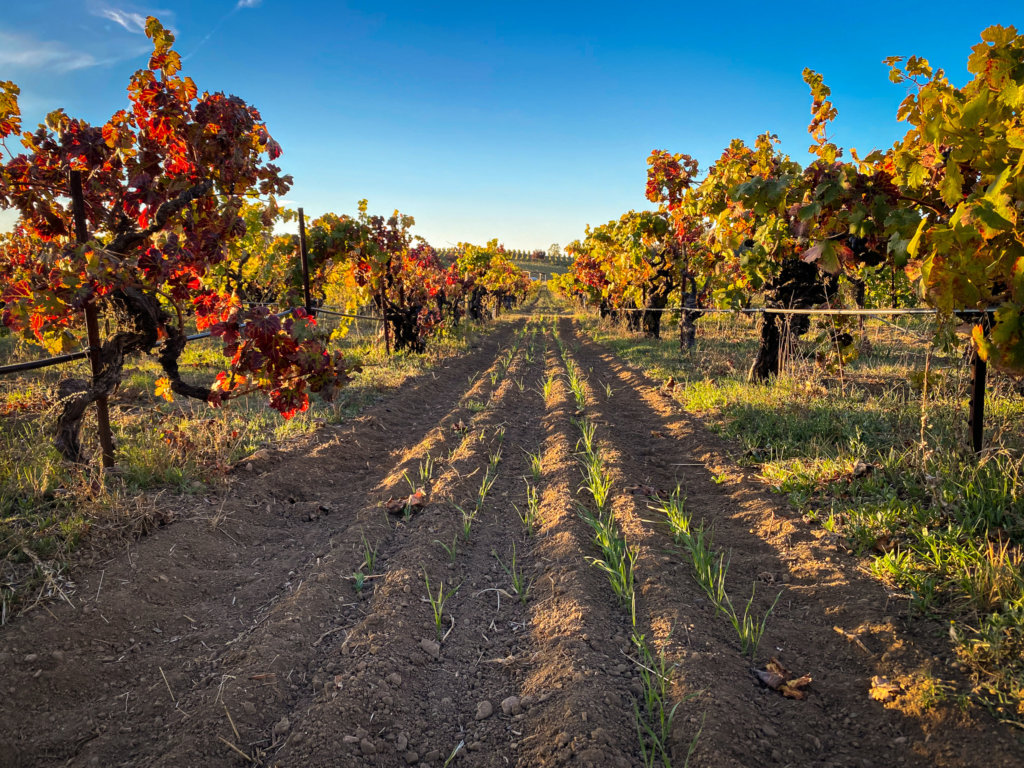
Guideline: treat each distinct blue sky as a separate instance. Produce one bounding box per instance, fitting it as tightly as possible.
[2,1,1023,249]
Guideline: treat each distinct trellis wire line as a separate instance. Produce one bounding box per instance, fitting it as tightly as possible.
[588,306,995,316]
[0,307,301,378]
[312,308,381,322]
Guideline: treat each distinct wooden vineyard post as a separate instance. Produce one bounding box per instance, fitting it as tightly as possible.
[968,345,987,455]
[380,289,391,356]
[69,170,116,469]
[298,208,312,316]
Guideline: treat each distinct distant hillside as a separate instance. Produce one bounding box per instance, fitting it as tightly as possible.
[509,257,570,278]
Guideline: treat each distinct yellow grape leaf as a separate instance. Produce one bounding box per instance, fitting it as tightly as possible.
[906,217,928,258]
[154,377,174,402]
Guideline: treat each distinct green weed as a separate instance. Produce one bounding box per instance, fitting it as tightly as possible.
[423,569,460,640]
[496,542,533,605]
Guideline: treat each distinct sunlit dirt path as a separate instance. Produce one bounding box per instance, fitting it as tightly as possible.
[1,316,1021,767]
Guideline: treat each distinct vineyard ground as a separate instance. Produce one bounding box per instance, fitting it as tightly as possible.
[580,310,1024,721]
[0,317,480,610]
[0,315,1022,767]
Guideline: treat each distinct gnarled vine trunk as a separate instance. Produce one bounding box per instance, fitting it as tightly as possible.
[679,300,703,350]
[54,288,211,462]
[385,303,427,353]
[642,289,669,338]
[748,259,833,383]
[467,287,486,322]
[624,301,642,333]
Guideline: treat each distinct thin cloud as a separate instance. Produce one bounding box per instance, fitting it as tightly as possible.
[87,3,177,33]
[236,0,263,8]
[98,8,148,34]
[0,30,102,72]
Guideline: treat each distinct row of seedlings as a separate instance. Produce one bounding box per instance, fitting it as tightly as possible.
[556,335,694,768]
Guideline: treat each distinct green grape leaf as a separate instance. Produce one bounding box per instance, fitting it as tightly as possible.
[959,91,989,129]
[940,160,964,208]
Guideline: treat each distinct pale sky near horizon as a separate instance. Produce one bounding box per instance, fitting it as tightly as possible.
[2,1,1023,249]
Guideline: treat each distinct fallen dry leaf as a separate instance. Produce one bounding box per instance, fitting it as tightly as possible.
[869,675,901,702]
[851,459,876,479]
[756,657,812,700]
[872,534,895,554]
[385,487,428,516]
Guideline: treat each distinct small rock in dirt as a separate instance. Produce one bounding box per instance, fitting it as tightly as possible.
[24,654,38,663]
[420,638,441,660]
[403,751,419,765]
[475,700,493,720]
[360,738,376,755]
[396,732,408,751]
[501,695,521,716]
[342,735,360,745]
[241,702,256,715]
[425,749,442,761]
[51,651,65,662]
[556,732,571,748]
[273,716,290,737]
[387,672,403,687]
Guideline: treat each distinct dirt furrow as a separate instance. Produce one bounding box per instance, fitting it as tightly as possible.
[564,319,1024,767]
[272,323,548,766]
[0,324,517,767]
[136,330,525,767]
[511,331,641,768]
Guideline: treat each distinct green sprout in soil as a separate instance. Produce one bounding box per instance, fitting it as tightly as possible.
[423,569,460,640]
[496,542,533,606]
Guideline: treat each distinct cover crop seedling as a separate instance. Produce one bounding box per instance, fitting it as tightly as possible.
[423,570,460,640]
[435,534,459,563]
[496,542,533,606]
[361,534,378,572]
[524,449,543,482]
[418,454,435,484]
[516,482,541,535]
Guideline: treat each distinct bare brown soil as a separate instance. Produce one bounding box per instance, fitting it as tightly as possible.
[1,317,1022,767]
